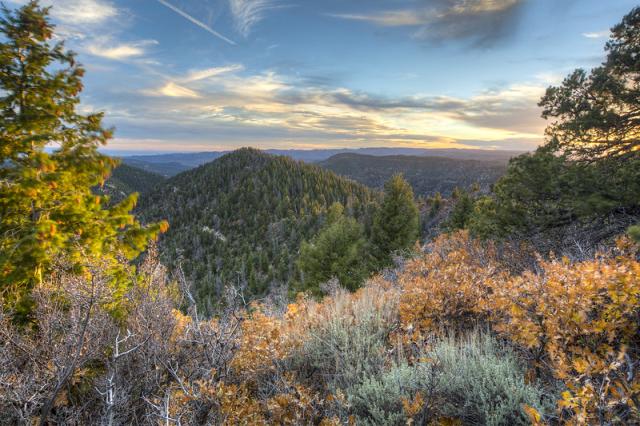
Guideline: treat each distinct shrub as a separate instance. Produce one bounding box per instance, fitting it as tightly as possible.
[429,331,554,426]
[291,284,400,392]
[488,241,640,424]
[344,360,433,426]
[398,231,507,340]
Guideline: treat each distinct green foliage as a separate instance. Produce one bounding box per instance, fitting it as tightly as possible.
[320,153,506,197]
[138,148,377,314]
[346,361,430,426]
[539,7,640,162]
[371,174,420,267]
[442,187,477,232]
[98,164,165,204]
[296,202,371,295]
[430,331,554,426]
[467,8,640,242]
[629,224,640,243]
[291,287,399,393]
[468,146,640,239]
[0,2,164,316]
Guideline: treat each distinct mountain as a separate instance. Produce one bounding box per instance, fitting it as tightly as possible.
[319,153,508,197]
[120,159,191,177]
[121,147,523,177]
[99,164,166,203]
[138,148,377,313]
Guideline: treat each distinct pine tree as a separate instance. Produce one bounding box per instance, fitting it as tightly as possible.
[539,7,640,162]
[629,224,640,243]
[297,202,370,295]
[370,174,420,266]
[0,2,166,316]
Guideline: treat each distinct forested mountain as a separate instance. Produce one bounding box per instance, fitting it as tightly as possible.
[120,158,191,177]
[320,153,507,197]
[138,148,377,313]
[121,147,521,177]
[98,164,166,203]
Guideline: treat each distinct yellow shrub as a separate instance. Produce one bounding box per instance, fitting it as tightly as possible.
[489,246,640,424]
[398,231,506,340]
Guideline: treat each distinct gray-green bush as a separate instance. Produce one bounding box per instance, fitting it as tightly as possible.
[429,331,554,426]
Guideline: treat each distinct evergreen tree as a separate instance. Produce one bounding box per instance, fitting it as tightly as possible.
[629,224,640,243]
[442,187,476,232]
[296,202,369,295]
[465,8,640,244]
[539,7,640,162]
[370,174,419,266]
[0,2,165,316]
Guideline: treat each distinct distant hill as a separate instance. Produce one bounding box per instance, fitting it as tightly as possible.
[121,158,195,177]
[137,148,377,313]
[319,153,508,197]
[121,147,523,177]
[99,164,166,203]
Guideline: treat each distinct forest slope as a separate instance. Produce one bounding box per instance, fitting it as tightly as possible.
[319,153,507,197]
[138,148,377,313]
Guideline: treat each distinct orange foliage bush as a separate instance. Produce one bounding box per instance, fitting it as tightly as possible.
[398,231,507,340]
[489,243,640,424]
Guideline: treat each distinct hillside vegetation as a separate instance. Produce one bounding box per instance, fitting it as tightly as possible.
[120,147,520,177]
[2,3,640,426]
[138,148,378,313]
[98,164,166,203]
[320,153,507,197]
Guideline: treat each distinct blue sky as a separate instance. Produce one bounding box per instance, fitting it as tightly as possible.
[7,0,637,152]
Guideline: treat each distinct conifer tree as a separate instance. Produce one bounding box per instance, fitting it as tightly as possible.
[539,7,640,162]
[371,174,419,266]
[0,2,166,315]
[297,202,369,295]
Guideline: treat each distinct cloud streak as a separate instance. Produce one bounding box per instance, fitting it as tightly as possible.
[330,0,526,47]
[229,0,278,37]
[155,0,236,45]
[87,39,158,60]
[582,30,609,39]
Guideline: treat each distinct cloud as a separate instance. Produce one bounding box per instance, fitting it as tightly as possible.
[7,0,118,25]
[147,82,202,98]
[582,30,609,39]
[86,39,158,60]
[50,0,118,25]
[99,64,545,151]
[154,0,236,45]
[327,11,424,27]
[330,0,526,47]
[181,65,245,83]
[229,0,278,37]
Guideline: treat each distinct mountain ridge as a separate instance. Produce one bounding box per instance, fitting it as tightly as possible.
[137,148,378,313]
[121,147,522,177]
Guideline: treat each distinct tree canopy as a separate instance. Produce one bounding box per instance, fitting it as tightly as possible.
[539,7,640,162]
[0,2,165,316]
[296,202,371,295]
[371,174,420,266]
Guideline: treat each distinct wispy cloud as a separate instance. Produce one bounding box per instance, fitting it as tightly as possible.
[154,0,236,45]
[87,39,158,60]
[7,0,118,25]
[146,82,202,98]
[327,11,423,27]
[50,0,118,25]
[181,64,245,83]
[229,0,278,37]
[7,0,119,40]
[582,30,609,39]
[101,65,545,151]
[330,0,526,47]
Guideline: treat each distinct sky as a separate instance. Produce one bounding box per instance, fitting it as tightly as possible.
[5,0,638,153]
